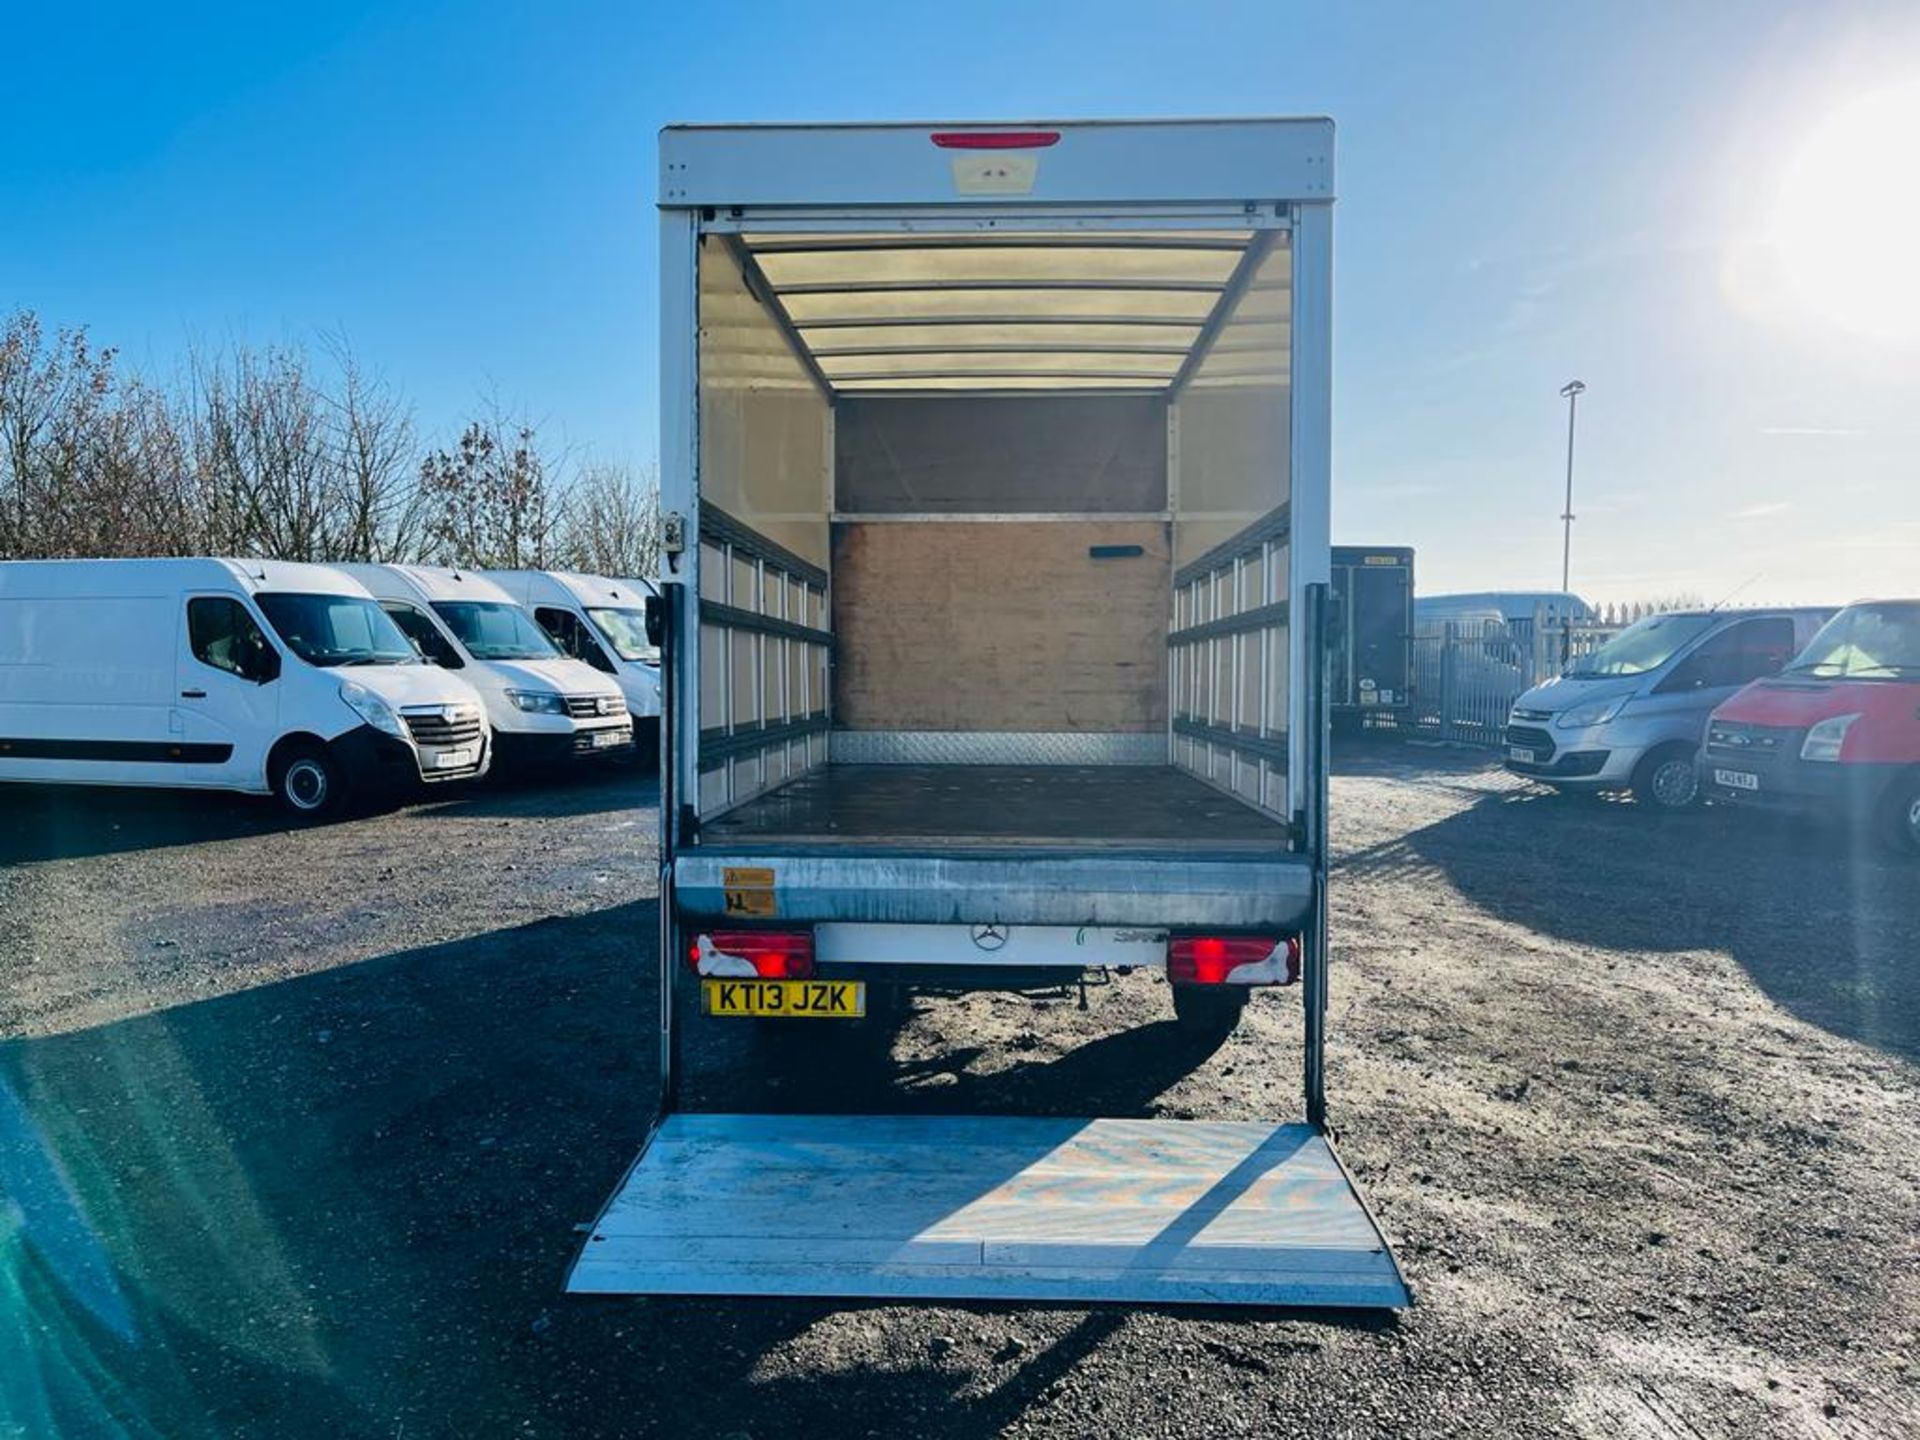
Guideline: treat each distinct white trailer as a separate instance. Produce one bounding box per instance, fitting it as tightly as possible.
[571,118,1409,1308]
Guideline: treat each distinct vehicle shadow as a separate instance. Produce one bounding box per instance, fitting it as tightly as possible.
[0,904,1359,1439]
[0,784,288,865]
[0,768,655,865]
[1331,733,1502,780]
[1359,784,1920,1060]
[680,1002,1240,1118]
[420,765,659,821]
[0,903,657,1438]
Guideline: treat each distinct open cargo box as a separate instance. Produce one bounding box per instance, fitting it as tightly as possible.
[571,119,1409,1309]
[679,170,1309,907]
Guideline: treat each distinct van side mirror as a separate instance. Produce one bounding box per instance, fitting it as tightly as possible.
[645,593,667,648]
[247,644,281,685]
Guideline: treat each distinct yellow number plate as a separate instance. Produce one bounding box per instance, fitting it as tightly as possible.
[702,979,865,1019]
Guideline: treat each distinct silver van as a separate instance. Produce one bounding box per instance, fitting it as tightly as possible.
[1505,608,1835,810]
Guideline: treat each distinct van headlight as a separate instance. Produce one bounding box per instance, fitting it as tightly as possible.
[1800,713,1860,762]
[339,680,408,740]
[507,689,569,715]
[1555,697,1625,729]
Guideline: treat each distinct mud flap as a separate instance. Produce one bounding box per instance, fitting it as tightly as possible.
[568,1113,1409,1308]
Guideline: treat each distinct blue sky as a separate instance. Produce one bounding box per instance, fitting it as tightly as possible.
[4,0,1918,603]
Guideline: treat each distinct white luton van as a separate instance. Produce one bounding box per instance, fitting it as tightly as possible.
[337,565,633,770]
[0,558,489,814]
[569,118,1410,1311]
[480,569,662,758]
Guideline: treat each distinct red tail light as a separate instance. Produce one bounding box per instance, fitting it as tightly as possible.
[687,930,815,979]
[1168,935,1299,986]
[931,130,1061,150]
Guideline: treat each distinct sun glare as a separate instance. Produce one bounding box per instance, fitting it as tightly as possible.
[1771,80,1920,344]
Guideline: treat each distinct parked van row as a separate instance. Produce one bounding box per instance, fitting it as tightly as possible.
[1506,600,1920,852]
[0,558,661,816]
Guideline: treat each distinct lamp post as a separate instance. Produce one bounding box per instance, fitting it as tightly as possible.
[1558,379,1585,594]
[1558,380,1586,667]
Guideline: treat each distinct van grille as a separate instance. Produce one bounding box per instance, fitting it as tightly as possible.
[1504,724,1555,759]
[403,707,485,748]
[565,693,627,720]
[1705,722,1797,768]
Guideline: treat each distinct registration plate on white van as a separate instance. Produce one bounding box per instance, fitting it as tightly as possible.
[1713,768,1759,792]
[590,728,627,749]
[1508,746,1538,764]
[431,747,475,770]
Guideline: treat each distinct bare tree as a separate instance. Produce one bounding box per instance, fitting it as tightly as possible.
[416,408,563,568]
[0,311,119,558]
[0,306,660,572]
[322,335,420,561]
[83,377,196,556]
[185,341,339,559]
[558,459,663,577]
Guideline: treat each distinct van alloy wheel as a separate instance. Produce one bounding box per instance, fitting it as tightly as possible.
[1633,744,1700,812]
[1648,756,1699,809]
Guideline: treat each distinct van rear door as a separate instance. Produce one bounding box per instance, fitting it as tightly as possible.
[174,594,281,789]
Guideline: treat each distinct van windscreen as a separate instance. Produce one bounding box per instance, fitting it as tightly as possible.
[255,593,417,667]
[431,601,562,661]
[586,607,658,664]
[1784,602,1920,679]
[1564,613,1715,678]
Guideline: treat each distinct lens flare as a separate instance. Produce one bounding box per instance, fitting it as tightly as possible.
[1772,80,1920,344]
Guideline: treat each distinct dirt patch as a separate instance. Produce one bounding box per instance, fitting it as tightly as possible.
[2,745,1916,1437]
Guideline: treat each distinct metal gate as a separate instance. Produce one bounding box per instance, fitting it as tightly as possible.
[1410,608,1621,744]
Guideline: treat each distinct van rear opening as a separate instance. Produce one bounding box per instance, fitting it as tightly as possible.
[570,121,1409,1313]
[678,215,1303,905]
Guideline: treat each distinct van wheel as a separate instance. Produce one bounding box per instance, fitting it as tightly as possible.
[271,744,345,819]
[627,717,660,772]
[1633,744,1699,812]
[1879,774,1920,856]
[1171,985,1247,1035]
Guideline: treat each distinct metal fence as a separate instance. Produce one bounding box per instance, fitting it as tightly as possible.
[1406,608,1622,745]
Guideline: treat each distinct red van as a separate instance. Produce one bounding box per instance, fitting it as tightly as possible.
[1703,600,1920,853]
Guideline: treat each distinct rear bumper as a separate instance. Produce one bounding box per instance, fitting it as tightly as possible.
[674,849,1313,930]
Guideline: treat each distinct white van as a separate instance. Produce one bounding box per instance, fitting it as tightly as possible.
[338,565,633,769]
[479,570,662,756]
[0,558,490,814]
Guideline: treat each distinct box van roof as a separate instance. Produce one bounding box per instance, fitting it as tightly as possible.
[0,557,378,599]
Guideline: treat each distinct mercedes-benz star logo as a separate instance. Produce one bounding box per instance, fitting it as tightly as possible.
[970,923,1008,952]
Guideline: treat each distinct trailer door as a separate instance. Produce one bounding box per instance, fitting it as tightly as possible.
[1351,556,1413,709]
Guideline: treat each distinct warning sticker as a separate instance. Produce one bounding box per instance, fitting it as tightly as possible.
[725,888,778,917]
[722,866,777,917]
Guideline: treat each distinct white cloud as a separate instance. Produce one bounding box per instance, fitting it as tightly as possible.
[1730,501,1794,519]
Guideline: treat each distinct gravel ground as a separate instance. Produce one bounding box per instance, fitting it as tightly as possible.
[2,745,1917,1438]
